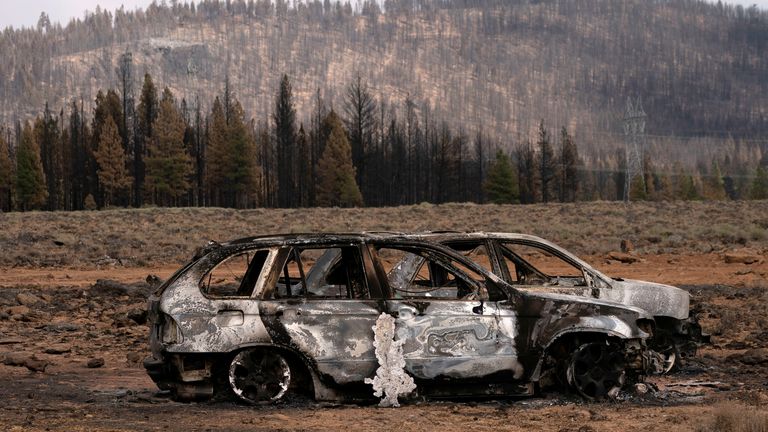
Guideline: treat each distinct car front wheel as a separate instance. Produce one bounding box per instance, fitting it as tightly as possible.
[566,341,626,399]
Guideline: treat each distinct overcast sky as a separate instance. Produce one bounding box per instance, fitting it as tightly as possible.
[1,0,767,30]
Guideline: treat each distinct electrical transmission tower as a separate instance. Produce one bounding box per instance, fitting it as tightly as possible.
[623,96,646,202]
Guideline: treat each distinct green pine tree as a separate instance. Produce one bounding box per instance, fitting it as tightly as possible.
[145,88,192,206]
[484,150,519,204]
[0,132,13,211]
[751,165,768,199]
[702,161,726,200]
[679,175,700,201]
[205,97,228,206]
[226,100,259,208]
[15,122,47,210]
[316,111,363,207]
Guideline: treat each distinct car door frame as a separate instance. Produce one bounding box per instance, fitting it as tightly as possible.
[489,239,600,298]
[367,240,524,382]
[257,241,385,386]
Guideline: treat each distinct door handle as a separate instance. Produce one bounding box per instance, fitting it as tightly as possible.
[472,301,485,315]
[275,308,301,318]
[396,306,418,320]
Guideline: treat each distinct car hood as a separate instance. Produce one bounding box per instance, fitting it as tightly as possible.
[522,290,653,320]
[602,278,690,320]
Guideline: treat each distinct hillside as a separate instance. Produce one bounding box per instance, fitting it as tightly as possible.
[1,0,767,160]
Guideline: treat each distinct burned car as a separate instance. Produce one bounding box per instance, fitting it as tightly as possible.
[144,233,663,404]
[403,232,707,371]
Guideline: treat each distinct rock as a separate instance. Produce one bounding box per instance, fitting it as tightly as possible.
[91,279,150,298]
[91,279,133,296]
[126,351,143,364]
[620,239,634,253]
[86,357,105,368]
[588,410,607,421]
[146,274,163,289]
[43,323,81,333]
[725,341,749,350]
[724,251,762,265]
[44,344,72,355]
[606,251,645,264]
[729,348,768,365]
[8,305,30,317]
[3,352,49,372]
[127,308,147,325]
[16,293,45,307]
[634,383,649,394]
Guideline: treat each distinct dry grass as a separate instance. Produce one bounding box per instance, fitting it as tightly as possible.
[0,200,766,268]
[698,402,768,432]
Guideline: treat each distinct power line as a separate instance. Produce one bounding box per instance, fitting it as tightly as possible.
[623,96,646,202]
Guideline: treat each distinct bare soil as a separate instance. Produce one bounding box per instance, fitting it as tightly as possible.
[1,204,767,431]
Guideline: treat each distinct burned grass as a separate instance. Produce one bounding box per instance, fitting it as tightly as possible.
[1,200,767,268]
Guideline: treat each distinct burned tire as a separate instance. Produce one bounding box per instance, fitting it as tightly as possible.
[228,349,291,404]
[652,341,679,374]
[566,341,626,399]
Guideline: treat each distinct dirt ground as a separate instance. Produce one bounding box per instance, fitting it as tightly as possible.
[1,253,767,431]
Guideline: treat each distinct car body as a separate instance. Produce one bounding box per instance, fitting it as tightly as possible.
[144,233,662,404]
[400,232,707,370]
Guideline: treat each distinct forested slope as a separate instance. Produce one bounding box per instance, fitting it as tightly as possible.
[2,0,767,149]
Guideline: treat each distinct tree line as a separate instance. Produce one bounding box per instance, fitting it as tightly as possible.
[2,0,768,162]
[1,72,767,212]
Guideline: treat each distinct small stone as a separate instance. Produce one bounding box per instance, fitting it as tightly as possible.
[43,323,80,333]
[127,308,147,325]
[3,352,49,372]
[16,292,44,306]
[126,351,143,364]
[729,348,768,365]
[86,357,105,368]
[44,344,72,355]
[8,305,30,317]
[606,251,645,264]
[634,383,648,394]
[724,250,762,265]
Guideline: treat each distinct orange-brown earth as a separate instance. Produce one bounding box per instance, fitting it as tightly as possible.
[1,203,768,431]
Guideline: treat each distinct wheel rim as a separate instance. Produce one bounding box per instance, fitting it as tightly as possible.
[228,350,291,404]
[567,342,626,399]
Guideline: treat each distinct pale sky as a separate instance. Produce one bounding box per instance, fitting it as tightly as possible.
[1,0,767,31]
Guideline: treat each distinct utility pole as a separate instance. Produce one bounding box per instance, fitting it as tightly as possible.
[623,96,646,202]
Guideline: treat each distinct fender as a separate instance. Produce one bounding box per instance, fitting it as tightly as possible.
[529,315,651,381]
[226,342,349,401]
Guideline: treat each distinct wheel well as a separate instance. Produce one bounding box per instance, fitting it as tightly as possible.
[536,332,627,395]
[545,332,624,360]
[225,345,315,398]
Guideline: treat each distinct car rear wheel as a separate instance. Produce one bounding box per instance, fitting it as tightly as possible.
[228,349,291,404]
[567,341,626,399]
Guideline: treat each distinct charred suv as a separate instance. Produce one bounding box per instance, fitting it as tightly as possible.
[408,232,708,371]
[144,233,662,404]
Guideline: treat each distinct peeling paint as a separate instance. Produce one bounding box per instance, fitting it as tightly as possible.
[365,313,416,407]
